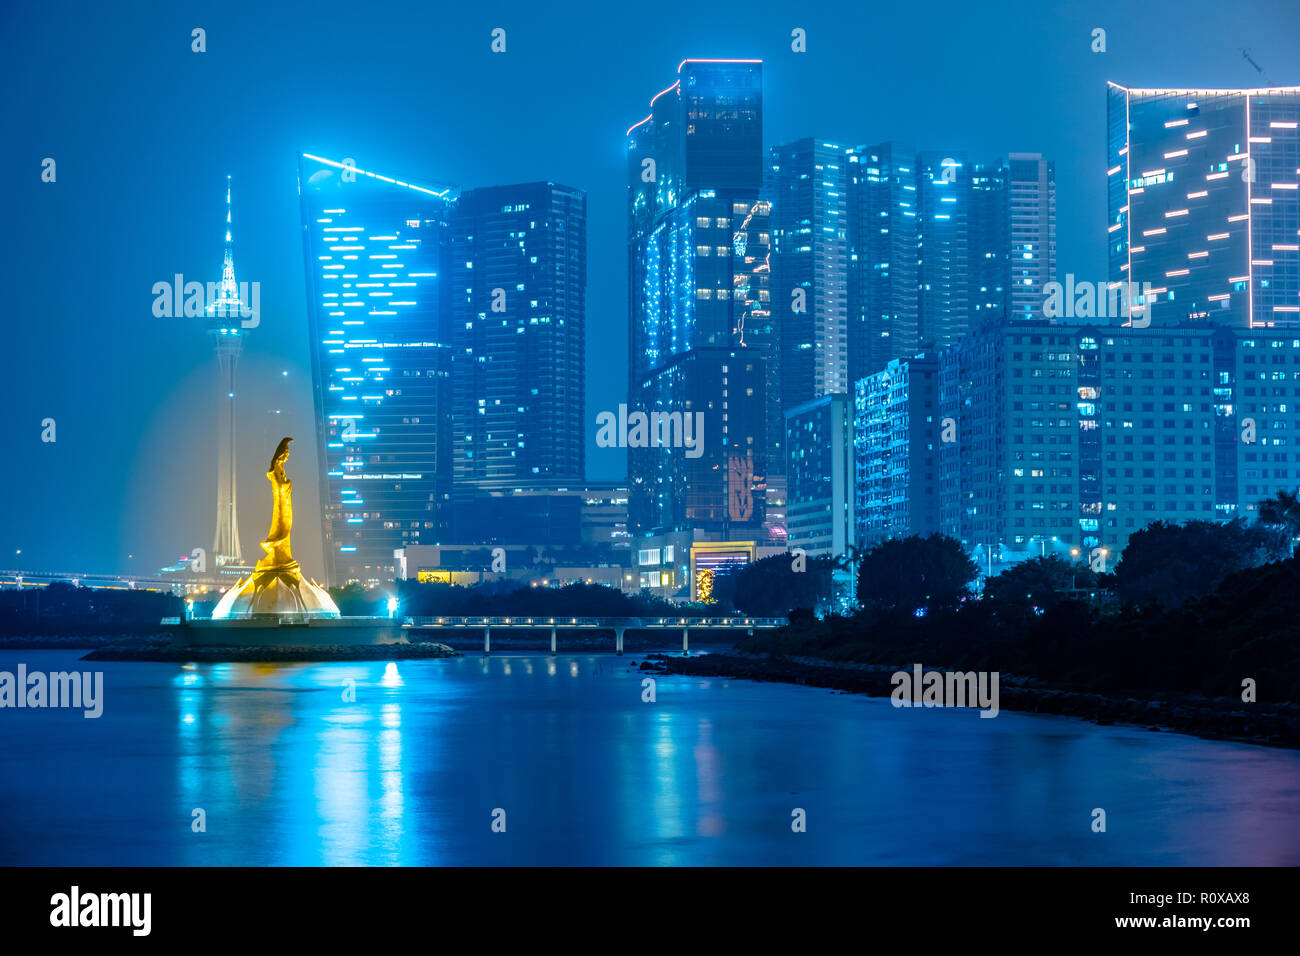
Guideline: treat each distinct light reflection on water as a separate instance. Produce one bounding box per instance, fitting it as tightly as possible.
[0,650,1298,866]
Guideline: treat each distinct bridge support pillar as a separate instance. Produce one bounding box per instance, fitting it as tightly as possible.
[682,628,689,655]
[484,626,491,656]
[550,626,557,655]
[615,628,624,656]
[747,628,753,639]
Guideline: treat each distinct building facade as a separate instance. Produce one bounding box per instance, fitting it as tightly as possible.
[1107,83,1300,330]
[1007,153,1057,321]
[448,182,587,493]
[786,393,854,557]
[925,321,1300,562]
[629,347,768,538]
[846,143,921,384]
[626,59,776,541]
[853,355,940,544]
[298,153,457,585]
[768,139,849,405]
[846,145,1054,371]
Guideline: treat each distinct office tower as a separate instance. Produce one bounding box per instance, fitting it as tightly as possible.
[626,59,774,538]
[627,59,766,380]
[298,153,456,586]
[207,177,245,568]
[853,355,940,544]
[768,139,849,405]
[847,143,920,382]
[1007,153,1057,321]
[1107,83,1300,329]
[629,347,767,537]
[447,182,586,493]
[786,392,854,557]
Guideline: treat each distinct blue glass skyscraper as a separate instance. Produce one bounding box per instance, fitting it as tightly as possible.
[1107,83,1300,329]
[298,153,456,585]
[448,182,587,494]
[626,59,774,538]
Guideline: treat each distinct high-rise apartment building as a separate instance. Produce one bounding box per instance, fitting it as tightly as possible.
[768,139,849,404]
[786,392,854,557]
[846,146,1051,372]
[915,151,974,349]
[846,143,921,383]
[853,355,940,545]
[930,321,1300,559]
[1007,153,1057,321]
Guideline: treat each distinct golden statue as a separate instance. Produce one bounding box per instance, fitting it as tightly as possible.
[212,437,340,620]
[259,437,297,571]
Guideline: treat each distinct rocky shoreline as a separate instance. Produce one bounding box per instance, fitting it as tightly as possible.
[0,633,178,650]
[639,652,1300,749]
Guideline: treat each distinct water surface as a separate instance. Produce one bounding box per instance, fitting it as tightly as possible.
[1,650,1296,865]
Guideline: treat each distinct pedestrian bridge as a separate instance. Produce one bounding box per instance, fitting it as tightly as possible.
[403,615,787,655]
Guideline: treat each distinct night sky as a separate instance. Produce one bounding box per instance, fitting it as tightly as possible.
[2,0,1296,577]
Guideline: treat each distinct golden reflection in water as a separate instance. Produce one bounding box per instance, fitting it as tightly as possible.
[175,662,409,865]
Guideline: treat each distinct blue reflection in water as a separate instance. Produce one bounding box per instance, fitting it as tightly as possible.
[0,649,1298,866]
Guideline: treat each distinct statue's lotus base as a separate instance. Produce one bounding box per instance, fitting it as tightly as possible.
[211,564,341,620]
[179,616,406,647]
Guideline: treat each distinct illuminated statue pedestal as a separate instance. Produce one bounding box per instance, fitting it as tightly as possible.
[180,615,406,648]
[194,567,402,646]
[210,561,340,620]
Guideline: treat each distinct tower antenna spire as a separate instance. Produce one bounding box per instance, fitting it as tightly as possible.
[212,174,244,315]
[209,175,247,567]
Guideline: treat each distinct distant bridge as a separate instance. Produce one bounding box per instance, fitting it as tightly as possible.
[0,568,182,592]
[403,615,787,655]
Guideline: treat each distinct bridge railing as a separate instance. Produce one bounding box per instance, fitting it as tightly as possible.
[404,615,787,628]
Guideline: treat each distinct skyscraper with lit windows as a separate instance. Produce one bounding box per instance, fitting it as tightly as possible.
[626,59,775,539]
[447,182,586,493]
[1007,153,1057,321]
[298,153,457,585]
[1107,83,1300,329]
[846,142,920,382]
[768,138,849,405]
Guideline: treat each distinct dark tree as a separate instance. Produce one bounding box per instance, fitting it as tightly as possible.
[983,555,1100,609]
[395,579,708,619]
[327,583,387,616]
[855,534,978,614]
[1113,519,1290,609]
[712,554,835,617]
[1257,489,1300,544]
